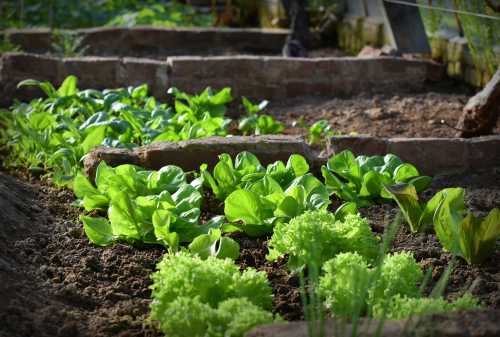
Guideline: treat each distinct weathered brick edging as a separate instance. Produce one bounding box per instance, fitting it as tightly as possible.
[326,134,500,175]
[83,135,314,182]
[0,52,433,106]
[82,134,500,182]
[0,27,289,57]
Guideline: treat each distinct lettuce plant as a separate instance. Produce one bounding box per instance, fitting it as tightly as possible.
[293,119,336,148]
[322,150,432,207]
[433,190,500,265]
[383,184,468,233]
[155,296,282,337]
[238,96,284,136]
[149,253,279,337]
[375,293,482,320]
[73,161,196,211]
[201,151,311,201]
[266,209,376,272]
[317,251,423,317]
[0,77,236,180]
[222,175,334,237]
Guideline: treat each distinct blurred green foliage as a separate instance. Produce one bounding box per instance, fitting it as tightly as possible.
[0,0,216,30]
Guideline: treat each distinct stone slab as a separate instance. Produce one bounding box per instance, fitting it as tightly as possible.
[326,134,500,175]
[134,135,314,172]
[245,309,500,337]
[83,146,139,184]
[467,135,500,171]
[387,138,469,175]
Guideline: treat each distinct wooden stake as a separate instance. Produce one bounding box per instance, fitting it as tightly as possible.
[450,0,463,37]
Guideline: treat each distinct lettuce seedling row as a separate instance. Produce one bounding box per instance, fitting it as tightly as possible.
[2,78,500,336]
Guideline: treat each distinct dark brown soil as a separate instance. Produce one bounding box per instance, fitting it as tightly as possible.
[266,91,500,141]
[0,166,499,336]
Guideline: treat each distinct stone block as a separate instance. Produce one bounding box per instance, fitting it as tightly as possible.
[2,52,63,83]
[63,57,119,88]
[83,146,139,184]
[203,56,264,79]
[8,28,52,54]
[387,138,469,175]
[167,56,204,79]
[134,135,314,172]
[261,57,317,81]
[326,134,387,157]
[467,135,500,171]
[424,60,445,82]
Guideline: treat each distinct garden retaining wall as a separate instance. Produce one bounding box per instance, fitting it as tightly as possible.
[0,27,289,57]
[81,134,500,183]
[0,51,434,107]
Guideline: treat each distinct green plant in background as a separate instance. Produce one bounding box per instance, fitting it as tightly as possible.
[293,119,336,148]
[455,1,500,85]
[238,96,284,136]
[50,30,89,58]
[0,0,218,31]
[149,252,282,337]
[107,2,217,27]
[322,150,432,207]
[266,208,375,273]
[0,77,237,181]
[0,33,23,56]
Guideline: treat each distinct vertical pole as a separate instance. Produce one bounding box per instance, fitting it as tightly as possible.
[450,0,463,37]
[361,0,368,16]
[426,0,435,32]
[20,0,24,29]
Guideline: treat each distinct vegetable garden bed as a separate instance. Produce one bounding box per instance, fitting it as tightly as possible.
[1,71,500,337]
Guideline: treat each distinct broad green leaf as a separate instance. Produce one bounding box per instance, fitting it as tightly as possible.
[108,191,153,240]
[420,188,468,229]
[213,160,237,200]
[282,154,309,187]
[80,215,118,246]
[74,172,99,199]
[322,165,348,194]
[57,76,78,97]
[234,151,261,171]
[267,160,286,185]
[459,209,500,265]
[188,228,220,260]
[434,199,465,256]
[216,237,240,260]
[95,161,114,192]
[148,165,186,194]
[248,176,283,197]
[83,194,110,211]
[394,164,419,183]
[341,186,376,207]
[308,193,331,211]
[260,193,286,220]
[275,185,305,219]
[358,171,395,199]
[383,183,422,231]
[178,215,225,242]
[408,176,432,194]
[334,202,357,222]
[286,175,328,202]
[82,125,108,154]
[107,174,153,199]
[225,189,263,226]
